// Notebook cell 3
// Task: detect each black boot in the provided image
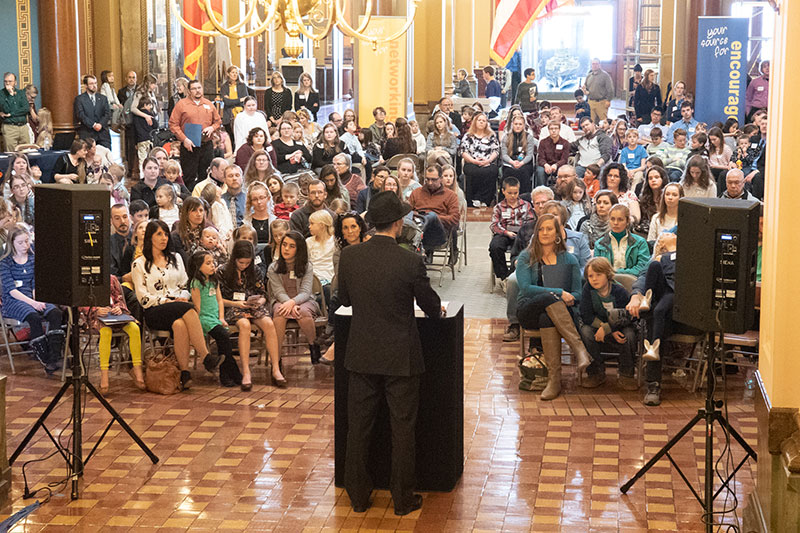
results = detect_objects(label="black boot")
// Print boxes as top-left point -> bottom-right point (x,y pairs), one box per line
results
46,329 -> 66,372
219,355 -> 242,387
309,343 -> 322,364
30,335 -> 58,374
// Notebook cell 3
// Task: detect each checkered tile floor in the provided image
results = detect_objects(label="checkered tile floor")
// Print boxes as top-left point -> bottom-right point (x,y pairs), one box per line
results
0,316 -> 756,532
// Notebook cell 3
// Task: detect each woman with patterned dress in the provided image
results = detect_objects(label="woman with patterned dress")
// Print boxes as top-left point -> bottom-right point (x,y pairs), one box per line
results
219,240 -> 283,388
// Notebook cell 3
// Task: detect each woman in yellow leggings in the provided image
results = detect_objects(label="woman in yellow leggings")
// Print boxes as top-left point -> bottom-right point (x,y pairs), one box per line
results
83,276 -> 144,393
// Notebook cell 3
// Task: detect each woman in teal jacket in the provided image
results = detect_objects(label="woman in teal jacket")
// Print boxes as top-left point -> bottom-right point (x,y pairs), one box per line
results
516,214 -> 591,401
593,204 -> 651,277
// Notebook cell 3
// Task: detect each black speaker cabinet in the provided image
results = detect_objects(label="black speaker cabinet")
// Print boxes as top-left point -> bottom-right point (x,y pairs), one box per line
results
674,197 -> 760,334
34,185 -> 110,306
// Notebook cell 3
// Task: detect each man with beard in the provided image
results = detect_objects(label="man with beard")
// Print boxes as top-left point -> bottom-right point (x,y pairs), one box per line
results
408,164 -> 460,257
290,179 -> 338,238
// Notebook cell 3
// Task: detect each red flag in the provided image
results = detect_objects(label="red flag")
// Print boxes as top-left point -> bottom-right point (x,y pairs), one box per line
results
183,0 -> 223,78
490,0 -> 569,66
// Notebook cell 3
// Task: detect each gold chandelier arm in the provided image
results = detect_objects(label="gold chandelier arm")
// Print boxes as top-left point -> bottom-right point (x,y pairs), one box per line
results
170,0 -> 220,37
204,0 -> 280,40
289,0 -> 335,41
333,0 -> 373,34
334,0 -> 418,44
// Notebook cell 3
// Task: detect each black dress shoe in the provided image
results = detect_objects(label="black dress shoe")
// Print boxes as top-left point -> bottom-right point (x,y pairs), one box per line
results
180,370 -> 192,390
240,382 -> 252,392
220,375 -> 237,387
394,494 -> 422,516
271,375 -> 287,388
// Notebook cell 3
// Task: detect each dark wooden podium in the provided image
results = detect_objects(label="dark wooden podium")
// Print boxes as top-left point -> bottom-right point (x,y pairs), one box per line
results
334,303 -> 464,492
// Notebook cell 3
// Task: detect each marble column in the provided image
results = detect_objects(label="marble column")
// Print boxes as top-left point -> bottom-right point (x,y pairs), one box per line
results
38,0 -> 80,135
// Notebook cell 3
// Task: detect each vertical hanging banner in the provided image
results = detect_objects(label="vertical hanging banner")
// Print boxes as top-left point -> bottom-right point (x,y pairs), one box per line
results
357,17 -> 408,122
695,17 -> 749,125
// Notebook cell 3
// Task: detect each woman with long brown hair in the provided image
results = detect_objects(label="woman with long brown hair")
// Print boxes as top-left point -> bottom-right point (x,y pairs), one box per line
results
633,69 -> 663,124
515,213 -> 590,400
243,148 -> 279,187
382,116 -> 417,159
500,114 -> 535,193
311,122 -> 348,171
680,155 -> 716,198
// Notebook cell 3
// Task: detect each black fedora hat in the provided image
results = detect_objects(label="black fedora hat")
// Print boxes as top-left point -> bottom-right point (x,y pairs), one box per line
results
365,191 -> 412,225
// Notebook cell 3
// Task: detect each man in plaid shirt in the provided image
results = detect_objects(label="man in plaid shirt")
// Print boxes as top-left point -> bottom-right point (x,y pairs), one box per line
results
489,177 -> 535,289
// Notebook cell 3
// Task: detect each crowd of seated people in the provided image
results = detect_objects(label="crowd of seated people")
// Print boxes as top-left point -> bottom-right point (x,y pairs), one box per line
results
0,60 -> 768,403
479,69 -> 767,406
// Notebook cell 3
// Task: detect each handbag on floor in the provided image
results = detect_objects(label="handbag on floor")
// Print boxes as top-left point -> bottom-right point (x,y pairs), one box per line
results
143,347 -> 181,395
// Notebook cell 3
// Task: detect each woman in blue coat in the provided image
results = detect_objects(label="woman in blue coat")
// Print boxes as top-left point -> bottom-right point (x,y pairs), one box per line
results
0,226 -> 64,373
516,214 -> 591,400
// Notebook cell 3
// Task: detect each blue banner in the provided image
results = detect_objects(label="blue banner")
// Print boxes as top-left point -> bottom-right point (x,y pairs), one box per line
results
695,17 -> 749,125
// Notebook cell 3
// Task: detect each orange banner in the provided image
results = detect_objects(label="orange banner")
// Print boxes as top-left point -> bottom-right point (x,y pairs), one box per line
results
357,17 -> 408,122
183,0 -> 223,79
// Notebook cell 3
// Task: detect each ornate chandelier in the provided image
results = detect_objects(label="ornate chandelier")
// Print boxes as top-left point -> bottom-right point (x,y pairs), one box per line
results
171,0 -> 420,59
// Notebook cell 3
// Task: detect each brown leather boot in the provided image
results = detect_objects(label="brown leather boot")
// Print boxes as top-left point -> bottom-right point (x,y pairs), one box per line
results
546,300 -> 591,383
539,327 -> 563,401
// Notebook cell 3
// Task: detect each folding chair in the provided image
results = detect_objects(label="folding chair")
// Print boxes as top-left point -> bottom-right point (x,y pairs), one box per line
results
0,308 -> 24,374
426,231 -> 457,287
277,276 -> 329,358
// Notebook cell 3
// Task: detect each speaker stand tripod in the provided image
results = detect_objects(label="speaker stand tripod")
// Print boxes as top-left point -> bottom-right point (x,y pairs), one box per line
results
9,308 -> 159,500
620,331 -> 757,532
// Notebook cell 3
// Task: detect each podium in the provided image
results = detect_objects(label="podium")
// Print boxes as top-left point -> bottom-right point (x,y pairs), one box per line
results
334,303 -> 464,492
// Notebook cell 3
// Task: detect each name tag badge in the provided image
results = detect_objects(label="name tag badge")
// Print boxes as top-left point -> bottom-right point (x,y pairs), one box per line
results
556,144 -> 563,150
501,209 -> 511,219
672,106 -> 678,112
670,252 -> 677,261
289,272 -> 296,280
203,104 -> 211,110
299,93 -> 307,99
209,288 -> 216,296
233,292 -> 246,301
757,86 -> 764,91
628,153 -> 635,159
14,280 -> 22,288
254,255 -> 262,265
567,245 -> 575,254
750,143 -> 758,149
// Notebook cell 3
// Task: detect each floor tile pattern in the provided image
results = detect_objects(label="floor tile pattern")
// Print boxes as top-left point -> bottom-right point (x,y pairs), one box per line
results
1,207 -> 756,531
1,320 -> 756,532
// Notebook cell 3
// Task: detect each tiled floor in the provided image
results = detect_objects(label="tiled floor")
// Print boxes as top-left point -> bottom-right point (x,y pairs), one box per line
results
1,211 -> 757,531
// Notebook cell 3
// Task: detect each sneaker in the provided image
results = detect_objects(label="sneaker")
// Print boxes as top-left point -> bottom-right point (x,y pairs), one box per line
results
618,375 -> 639,391
581,373 -> 607,388
643,382 -> 661,406
502,324 -> 520,342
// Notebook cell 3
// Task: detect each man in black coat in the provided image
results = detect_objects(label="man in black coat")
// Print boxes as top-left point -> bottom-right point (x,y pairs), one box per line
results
74,74 -> 112,148
338,191 -> 442,516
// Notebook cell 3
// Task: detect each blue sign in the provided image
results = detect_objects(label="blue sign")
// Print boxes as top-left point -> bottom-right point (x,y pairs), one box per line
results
695,17 -> 749,125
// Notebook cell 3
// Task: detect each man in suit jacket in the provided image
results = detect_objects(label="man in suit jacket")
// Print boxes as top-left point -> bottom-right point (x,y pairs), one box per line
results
338,191 -> 442,516
74,74 -> 112,148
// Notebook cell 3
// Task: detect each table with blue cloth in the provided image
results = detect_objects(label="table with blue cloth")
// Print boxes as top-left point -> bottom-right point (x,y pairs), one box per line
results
0,150 -> 68,184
